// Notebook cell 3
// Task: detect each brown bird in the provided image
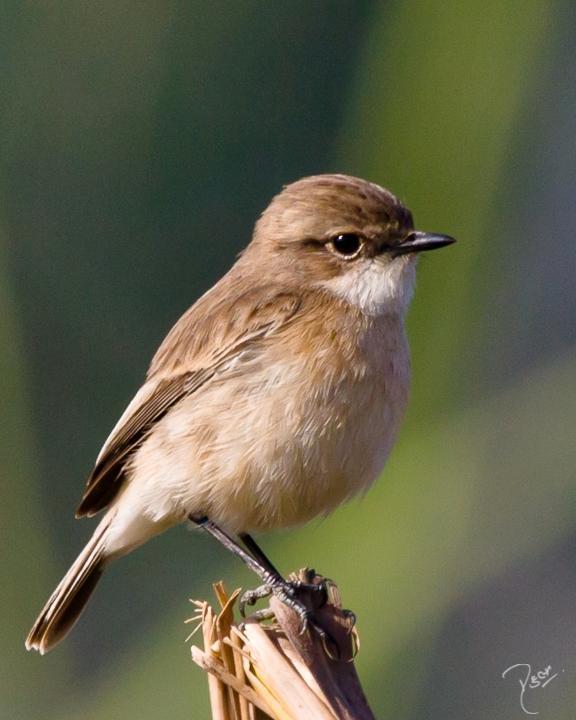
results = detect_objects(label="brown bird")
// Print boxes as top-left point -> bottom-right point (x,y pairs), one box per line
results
26,173 -> 455,654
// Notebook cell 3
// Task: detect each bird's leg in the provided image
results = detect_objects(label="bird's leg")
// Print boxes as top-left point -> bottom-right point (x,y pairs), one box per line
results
239,534 -> 328,614
191,516 -> 331,645
238,532 -> 282,578
240,533 -> 329,603
238,583 -> 275,616
191,516 -> 283,586
238,532 -> 308,614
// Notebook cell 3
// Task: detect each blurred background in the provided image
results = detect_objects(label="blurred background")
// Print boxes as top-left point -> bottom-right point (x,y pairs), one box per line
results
2,1 -> 575,718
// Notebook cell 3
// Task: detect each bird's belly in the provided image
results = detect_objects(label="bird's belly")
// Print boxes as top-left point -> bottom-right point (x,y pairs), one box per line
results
129,351 -> 409,534
245,391 -> 401,532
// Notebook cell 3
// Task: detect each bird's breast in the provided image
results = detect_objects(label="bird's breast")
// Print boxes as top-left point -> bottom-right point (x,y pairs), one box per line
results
207,313 -> 409,531
130,312 -> 410,534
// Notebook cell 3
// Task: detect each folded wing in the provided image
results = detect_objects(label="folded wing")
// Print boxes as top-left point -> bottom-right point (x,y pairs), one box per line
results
75,283 -> 302,518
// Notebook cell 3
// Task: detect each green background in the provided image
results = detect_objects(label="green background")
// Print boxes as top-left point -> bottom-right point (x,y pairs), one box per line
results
2,2 -> 575,718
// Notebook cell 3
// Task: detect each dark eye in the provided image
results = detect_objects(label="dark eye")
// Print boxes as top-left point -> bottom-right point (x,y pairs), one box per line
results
330,233 -> 363,258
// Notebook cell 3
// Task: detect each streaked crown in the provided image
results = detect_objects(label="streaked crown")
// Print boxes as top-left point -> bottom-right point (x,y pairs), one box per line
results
253,174 -> 414,248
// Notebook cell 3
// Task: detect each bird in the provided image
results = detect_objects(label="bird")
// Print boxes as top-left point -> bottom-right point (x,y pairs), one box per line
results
26,173 -> 455,654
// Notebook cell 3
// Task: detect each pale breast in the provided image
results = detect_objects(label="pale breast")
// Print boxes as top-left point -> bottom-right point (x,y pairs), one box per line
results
128,309 -> 410,534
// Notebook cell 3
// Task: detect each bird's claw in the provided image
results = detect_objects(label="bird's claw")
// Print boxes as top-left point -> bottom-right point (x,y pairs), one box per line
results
342,608 -> 356,630
239,606 -> 277,627
240,577 -> 340,658
239,583 -> 273,617
270,582 -> 340,659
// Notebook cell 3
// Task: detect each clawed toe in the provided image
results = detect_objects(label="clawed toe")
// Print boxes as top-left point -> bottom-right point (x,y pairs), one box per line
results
271,583 -> 340,658
239,575 -> 340,658
298,609 -> 341,660
239,606 -> 276,626
342,608 -> 356,630
239,584 -> 273,617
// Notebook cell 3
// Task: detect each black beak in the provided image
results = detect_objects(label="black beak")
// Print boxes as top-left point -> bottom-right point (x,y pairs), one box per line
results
393,231 -> 456,257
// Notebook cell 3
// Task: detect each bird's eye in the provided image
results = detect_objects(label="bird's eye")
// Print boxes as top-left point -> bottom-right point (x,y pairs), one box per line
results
330,233 -> 363,258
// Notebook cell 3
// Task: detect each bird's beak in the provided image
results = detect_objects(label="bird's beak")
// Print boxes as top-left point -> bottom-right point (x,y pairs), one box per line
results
393,231 -> 456,257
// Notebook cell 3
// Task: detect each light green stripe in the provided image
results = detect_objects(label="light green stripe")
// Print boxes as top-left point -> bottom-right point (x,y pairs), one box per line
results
0,220 -> 70,717
337,0 -> 555,418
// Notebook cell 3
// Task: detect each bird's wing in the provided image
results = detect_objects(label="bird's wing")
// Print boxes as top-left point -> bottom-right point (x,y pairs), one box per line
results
76,284 -> 302,518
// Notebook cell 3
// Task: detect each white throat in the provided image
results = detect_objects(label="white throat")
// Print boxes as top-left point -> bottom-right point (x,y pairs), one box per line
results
319,257 -> 416,316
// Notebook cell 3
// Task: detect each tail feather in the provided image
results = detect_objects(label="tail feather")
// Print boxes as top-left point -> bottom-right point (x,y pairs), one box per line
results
26,516 -> 110,654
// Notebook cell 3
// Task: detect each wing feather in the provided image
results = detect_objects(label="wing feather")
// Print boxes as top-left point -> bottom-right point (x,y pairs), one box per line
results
75,285 -> 302,518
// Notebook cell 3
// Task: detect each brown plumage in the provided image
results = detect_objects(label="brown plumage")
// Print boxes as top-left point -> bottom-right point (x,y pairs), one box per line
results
26,174 -> 454,654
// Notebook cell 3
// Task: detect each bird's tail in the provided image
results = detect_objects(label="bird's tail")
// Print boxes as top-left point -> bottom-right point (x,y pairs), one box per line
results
26,515 -> 111,654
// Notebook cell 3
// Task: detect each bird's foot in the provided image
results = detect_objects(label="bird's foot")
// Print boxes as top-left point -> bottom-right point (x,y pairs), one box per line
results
239,576 -> 328,617
240,576 -> 339,656
239,583 -> 275,616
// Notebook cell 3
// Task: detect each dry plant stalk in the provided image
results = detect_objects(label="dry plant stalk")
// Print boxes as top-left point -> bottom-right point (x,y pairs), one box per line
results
189,569 -> 375,720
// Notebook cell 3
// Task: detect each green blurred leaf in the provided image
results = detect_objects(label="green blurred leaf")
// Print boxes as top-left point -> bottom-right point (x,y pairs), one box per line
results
338,0 -> 554,421
0,223 -> 71,718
